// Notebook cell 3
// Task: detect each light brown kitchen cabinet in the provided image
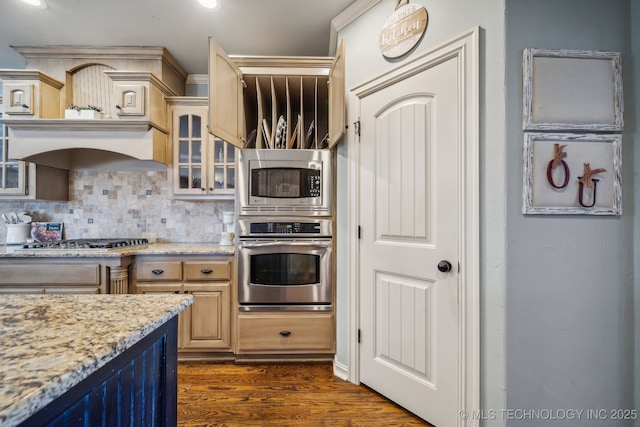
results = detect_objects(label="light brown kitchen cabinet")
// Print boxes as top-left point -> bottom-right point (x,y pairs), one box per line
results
0,50 -> 185,169
236,312 -> 335,357
180,283 -> 230,350
134,256 -> 234,360
208,38 -> 346,150
0,103 -> 69,200
0,257 -> 133,294
166,97 -> 236,199
0,69 -> 63,118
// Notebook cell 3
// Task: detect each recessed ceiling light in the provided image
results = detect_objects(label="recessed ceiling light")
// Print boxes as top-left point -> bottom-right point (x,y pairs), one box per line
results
20,0 -> 47,8
198,0 -> 219,10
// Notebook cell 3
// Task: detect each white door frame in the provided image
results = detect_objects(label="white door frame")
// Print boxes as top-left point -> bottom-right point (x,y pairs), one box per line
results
346,27 -> 480,426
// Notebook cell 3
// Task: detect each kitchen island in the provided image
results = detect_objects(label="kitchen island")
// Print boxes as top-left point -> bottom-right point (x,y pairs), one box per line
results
0,293 -> 193,427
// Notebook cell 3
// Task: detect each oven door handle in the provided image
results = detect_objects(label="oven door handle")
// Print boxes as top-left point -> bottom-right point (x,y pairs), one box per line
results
239,240 -> 331,249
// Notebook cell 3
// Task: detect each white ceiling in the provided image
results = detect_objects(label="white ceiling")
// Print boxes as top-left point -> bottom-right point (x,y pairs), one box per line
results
0,0 -> 356,75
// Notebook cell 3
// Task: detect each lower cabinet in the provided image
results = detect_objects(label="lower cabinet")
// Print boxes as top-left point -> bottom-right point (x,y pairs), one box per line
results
0,257 -> 134,294
236,312 -> 335,356
134,256 -> 234,359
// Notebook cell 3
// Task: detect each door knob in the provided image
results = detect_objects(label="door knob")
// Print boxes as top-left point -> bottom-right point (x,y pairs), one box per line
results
437,260 -> 453,273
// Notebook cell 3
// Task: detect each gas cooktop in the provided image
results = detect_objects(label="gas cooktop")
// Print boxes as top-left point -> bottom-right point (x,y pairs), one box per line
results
21,238 -> 150,250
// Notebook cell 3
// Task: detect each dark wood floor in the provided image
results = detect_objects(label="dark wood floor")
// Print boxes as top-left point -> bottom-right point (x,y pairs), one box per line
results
177,362 -> 432,426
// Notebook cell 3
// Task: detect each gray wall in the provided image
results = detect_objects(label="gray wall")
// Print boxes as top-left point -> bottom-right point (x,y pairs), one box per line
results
336,0 -> 509,419
505,0 -> 636,425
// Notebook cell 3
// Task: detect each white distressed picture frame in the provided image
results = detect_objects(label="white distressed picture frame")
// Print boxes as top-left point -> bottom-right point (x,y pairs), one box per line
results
522,133 -> 622,215
523,48 -> 623,132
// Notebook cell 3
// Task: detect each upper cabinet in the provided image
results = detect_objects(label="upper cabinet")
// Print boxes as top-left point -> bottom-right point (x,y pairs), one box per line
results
0,46 -> 188,169
0,70 -> 64,118
167,97 -> 236,199
208,39 -> 245,149
0,108 -> 68,200
0,70 -> 69,200
208,38 -> 346,150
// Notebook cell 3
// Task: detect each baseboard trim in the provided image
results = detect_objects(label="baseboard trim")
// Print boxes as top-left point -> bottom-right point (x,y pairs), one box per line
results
332,357 -> 349,381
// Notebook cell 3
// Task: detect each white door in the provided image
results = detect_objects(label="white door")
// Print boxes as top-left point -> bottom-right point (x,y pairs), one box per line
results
357,55 -> 460,426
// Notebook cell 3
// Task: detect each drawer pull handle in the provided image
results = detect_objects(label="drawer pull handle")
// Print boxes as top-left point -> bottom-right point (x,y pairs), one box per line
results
279,330 -> 292,337
201,268 -> 213,274
151,269 -> 164,275
184,290 -> 190,294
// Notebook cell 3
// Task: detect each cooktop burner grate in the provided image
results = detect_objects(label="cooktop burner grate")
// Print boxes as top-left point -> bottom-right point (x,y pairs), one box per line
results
22,238 -> 150,250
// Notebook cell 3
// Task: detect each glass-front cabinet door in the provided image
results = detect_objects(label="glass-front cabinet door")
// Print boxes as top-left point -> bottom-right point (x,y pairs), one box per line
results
0,112 -> 28,196
176,111 -> 204,193
212,138 -> 235,192
170,99 -> 236,198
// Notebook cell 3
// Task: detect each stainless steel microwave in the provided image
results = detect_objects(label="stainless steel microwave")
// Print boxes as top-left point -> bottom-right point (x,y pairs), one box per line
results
237,149 -> 333,216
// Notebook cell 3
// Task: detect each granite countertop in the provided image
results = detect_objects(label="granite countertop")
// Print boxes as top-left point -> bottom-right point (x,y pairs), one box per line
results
135,242 -> 235,256
0,242 -> 235,258
0,294 -> 194,427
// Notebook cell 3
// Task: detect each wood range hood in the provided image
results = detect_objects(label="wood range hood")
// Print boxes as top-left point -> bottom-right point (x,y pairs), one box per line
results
0,46 -> 188,169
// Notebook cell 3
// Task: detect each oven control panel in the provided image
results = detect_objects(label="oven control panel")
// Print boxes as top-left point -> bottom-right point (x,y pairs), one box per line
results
238,218 -> 332,237
251,222 -> 319,234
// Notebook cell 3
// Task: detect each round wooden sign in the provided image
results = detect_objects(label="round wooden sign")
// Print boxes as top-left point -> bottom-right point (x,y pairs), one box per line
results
379,2 -> 428,59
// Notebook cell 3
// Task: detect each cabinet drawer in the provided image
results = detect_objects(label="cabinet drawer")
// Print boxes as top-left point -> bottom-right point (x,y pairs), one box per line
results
136,262 -> 182,281
0,264 -> 100,285
45,287 -> 100,294
0,287 -> 45,294
184,261 -> 230,281
237,313 -> 334,353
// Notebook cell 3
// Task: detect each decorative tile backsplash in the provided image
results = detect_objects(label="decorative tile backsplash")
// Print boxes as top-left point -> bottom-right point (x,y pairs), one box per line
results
0,171 -> 234,243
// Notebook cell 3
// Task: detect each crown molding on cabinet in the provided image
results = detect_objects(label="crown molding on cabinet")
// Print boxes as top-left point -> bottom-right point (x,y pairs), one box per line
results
231,56 -> 333,78
165,96 -> 207,107
11,45 -> 188,81
0,118 -> 164,133
186,74 -> 209,85
186,52 -> 334,86
0,69 -> 64,89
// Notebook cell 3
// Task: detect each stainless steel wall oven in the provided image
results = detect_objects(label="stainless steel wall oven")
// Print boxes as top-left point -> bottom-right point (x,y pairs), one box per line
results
237,218 -> 332,311
237,149 -> 334,312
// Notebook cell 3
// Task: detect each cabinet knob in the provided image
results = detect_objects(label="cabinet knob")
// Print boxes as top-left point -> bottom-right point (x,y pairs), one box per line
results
201,188 -> 206,191
151,269 -> 164,275
279,330 -> 292,337
201,268 -> 213,274
174,290 -> 180,294
21,104 -> 29,109
184,290 -> 189,294
115,104 -> 122,110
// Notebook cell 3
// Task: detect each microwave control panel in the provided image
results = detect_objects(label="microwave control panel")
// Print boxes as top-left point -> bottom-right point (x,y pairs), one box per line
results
308,176 -> 321,197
